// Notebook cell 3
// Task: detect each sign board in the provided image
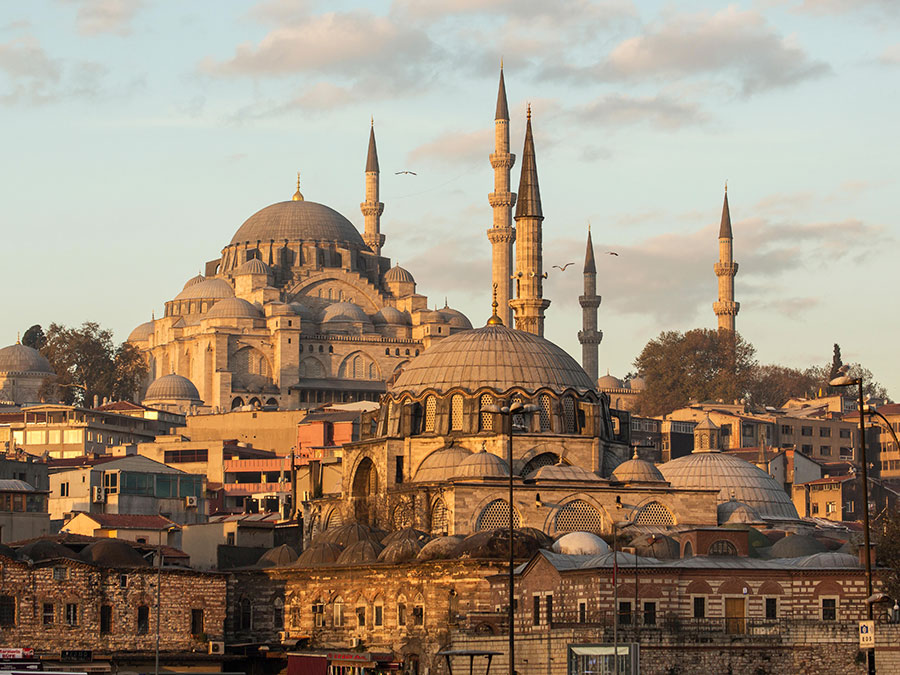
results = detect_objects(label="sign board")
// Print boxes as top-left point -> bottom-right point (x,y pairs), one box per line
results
859,620 -> 875,648
0,650 -> 33,660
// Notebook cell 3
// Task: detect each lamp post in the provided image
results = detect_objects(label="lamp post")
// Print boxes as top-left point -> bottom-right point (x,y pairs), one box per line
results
830,366 -> 875,675
155,523 -> 177,675
481,400 -> 538,675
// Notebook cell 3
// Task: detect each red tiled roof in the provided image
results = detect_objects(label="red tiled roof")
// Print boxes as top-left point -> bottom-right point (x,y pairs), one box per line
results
48,455 -> 119,468
875,404 -> 900,415
802,475 -> 855,485
77,513 -> 180,530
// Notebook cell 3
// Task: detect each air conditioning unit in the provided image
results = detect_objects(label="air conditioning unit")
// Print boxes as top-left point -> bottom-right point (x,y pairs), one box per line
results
208,641 -> 225,655
277,631 -> 288,642
349,637 -> 361,648
92,486 -> 106,503
185,495 -> 198,508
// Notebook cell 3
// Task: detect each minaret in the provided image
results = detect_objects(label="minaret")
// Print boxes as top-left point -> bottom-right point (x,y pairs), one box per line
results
713,184 -> 739,331
361,120 -> 385,255
487,66 -> 517,327
578,226 -> 602,381
509,105 -> 550,336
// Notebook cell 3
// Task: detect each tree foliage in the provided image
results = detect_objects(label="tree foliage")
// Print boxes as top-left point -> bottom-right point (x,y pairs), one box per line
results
632,329 -> 756,416
38,322 -> 147,406
745,364 -> 819,408
877,508 -> 900,603
21,325 -> 46,350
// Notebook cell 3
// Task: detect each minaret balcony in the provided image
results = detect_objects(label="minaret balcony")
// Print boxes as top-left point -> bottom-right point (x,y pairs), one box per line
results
578,295 -> 601,309
360,202 -> 384,217
713,301 -> 740,316
488,192 -> 516,208
486,226 -> 515,244
714,262 -> 739,276
489,153 -> 516,169
578,329 -> 603,345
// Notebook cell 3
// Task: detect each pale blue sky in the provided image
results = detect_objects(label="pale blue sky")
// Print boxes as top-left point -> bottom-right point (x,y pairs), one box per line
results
2,0 -> 898,396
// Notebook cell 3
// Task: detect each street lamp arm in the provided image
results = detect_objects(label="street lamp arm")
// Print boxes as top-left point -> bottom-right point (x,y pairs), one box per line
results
865,407 -> 900,452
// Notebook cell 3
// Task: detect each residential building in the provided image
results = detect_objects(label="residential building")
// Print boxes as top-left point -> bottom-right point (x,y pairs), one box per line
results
61,512 -> 181,547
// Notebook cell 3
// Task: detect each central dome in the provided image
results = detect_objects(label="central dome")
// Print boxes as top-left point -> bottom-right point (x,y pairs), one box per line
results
391,324 -> 594,396
230,200 -> 366,249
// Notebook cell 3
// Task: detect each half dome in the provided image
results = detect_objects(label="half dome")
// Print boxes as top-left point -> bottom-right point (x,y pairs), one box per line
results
0,344 -> 53,375
373,306 -> 411,326
127,321 -> 154,343
231,201 -> 366,249
414,447 -> 472,482
552,531 -> 609,556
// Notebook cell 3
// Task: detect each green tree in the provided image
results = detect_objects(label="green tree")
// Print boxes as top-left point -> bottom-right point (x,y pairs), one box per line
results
745,364 -> 819,408
806,363 -> 888,401
21,325 -> 46,350
876,508 -> 900,603
632,329 -> 756,416
111,342 -> 148,402
829,343 -> 843,382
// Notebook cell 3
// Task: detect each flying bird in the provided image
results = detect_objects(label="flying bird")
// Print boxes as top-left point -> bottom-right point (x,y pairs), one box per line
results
552,262 -> 575,272
606,251 -> 619,256
395,170 -> 417,175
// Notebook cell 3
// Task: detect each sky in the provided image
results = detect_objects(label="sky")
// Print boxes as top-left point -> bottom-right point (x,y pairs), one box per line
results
1,0 -> 898,397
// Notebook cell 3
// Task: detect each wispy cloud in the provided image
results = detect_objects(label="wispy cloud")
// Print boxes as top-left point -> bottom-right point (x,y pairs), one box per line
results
66,0 -> 144,36
407,129 -> 492,166
794,0 -> 899,16
572,93 -> 708,129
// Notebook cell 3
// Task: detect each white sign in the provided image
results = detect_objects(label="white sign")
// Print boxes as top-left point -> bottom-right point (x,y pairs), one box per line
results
0,648 -> 34,659
859,620 -> 875,648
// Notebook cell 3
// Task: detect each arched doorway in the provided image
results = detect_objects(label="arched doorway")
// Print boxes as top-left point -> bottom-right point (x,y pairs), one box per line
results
352,457 -> 378,525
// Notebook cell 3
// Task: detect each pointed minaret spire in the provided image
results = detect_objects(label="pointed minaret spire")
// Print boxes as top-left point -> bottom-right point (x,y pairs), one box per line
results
713,183 -> 739,332
578,225 -> 602,382
487,64 -> 517,327
361,120 -> 385,254
509,104 -> 550,336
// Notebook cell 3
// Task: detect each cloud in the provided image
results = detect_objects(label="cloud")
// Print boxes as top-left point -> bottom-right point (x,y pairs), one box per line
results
880,44 -> 900,65
231,81 -> 357,120
0,36 -> 61,81
68,0 -> 144,36
573,93 -> 707,129
794,0 -> 899,15
407,129 -> 492,166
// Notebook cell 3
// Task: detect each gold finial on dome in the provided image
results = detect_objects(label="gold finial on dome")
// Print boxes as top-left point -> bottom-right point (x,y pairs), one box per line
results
526,102 -> 531,120
487,283 -> 503,326
292,171 -> 304,201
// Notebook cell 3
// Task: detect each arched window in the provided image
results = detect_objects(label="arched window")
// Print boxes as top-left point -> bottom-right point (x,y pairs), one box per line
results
413,593 -> 425,626
333,597 -> 345,627
563,396 -> 576,434
424,396 -> 436,432
634,501 -> 675,526
431,498 -> 448,535
352,458 -> 378,498
231,397 -> 244,410
273,597 -> 284,630
397,594 -> 407,627
709,540 -> 738,557
450,394 -> 464,431
290,598 -> 301,629
476,499 -> 521,531
373,595 -> 384,627
392,501 -> 414,529
683,541 -> 694,558
479,394 -> 494,431
324,508 -> 343,530
355,599 -> 366,628
539,394 -> 552,432
520,452 -> 559,477
239,598 -> 252,631
555,500 -> 604,533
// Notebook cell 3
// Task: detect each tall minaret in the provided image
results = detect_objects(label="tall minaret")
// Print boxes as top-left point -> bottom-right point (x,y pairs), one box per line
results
578,226 -> 602,381
361,120 -> 385,255
509,105 -> 550,336
487,66 -> 517,327
713,185 -> 739,331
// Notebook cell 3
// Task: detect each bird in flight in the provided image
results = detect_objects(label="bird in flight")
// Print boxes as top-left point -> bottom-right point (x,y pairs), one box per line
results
606,251 -> 619,256
552,263 -> 575,271
395,170 -> 417,175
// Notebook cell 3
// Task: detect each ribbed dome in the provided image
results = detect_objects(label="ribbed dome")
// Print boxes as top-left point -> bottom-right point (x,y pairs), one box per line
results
256,544 -> 298,568
18,540 -> 79,562
0,344 -> 53,374
145,374 -> 200,401
391,324 -> 594,396
182,274 -> 205,290
321,302 -> 371,324
295,542 -> 343,567
127,321 -> 154,343
440,307 -> 473,330
659,449 -> 799,520
205,297 -> 263,319
289,302 -> 316,321
454,449 -> 509,479
384,264 -> 415,284
234,258 -> 271,276
552,531 -> 609,555
529,463 -> 601,482
174,278 -> 235,301
337,539 -> 384,565
611,453 -> 665,483
230,201 -> 366,249
414,447 -> 472,482
628,376 -> 646,391
597,373 -> 623,389
378,537 -> 425,564
373,306 -> 411,326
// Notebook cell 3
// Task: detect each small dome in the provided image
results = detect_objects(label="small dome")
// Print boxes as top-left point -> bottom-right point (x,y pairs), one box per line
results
414,447 -> 472,482
382,528 -> 431,547
80,540 -> 149,568
373,306 -> 411,326
417,535 -> 465,561
318,522 -> 382,549
145,374 -> 200,402
529,463 -> 602,482
337,539 -> 384,565
454,449 -> 509,479
770,534 -> 827,558
174,278 -> 235,301
385,264 -> 415,284
205,297 -> 263,319
439,307 -> 473,330
234,258 -> 271,276
378,537 -> 424,564
182,274 -> 205,290
597,373 -> 623,389
794,551 -> 861,568
17,540 -> 80,562
456,529 -> 544,560
127,321 -> 154,343
230,201 -> 366,249
611,452 -> 665,483
553,532 -> 609,556
295,542 -> 343,567
321,302 -> 371,324
717,499 -> 763,526
628,376 -> 646,391
0,344 -> 53,375
256,544 -> 298,568
629,533 -> 680,559
289,301 -> 316,321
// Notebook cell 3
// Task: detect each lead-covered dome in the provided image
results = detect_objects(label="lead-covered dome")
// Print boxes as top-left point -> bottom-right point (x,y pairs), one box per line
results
127,321 -> 154,343
0,344 -> 53,374
322,302 -> 371,324
391,324 -> 594,396
234,258 -> 271,276
659,447 -> 799,520
611,452 -> 665,483
174,278 -> 234,301
231,201 -> 366,249
414,446 -> 472,482
145,374 -> 200,401
205,297 -> 263,320
384,264 -> 415,284
454,449 -> 509,479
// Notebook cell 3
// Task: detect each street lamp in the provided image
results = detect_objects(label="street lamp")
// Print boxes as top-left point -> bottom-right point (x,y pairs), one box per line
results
480,399 -> 538,675
829,365 -> 875,675
155,523 -> 178,675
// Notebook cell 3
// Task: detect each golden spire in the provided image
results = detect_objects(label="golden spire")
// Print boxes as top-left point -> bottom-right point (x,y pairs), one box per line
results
487,283 -> 503,325
16,332 -> 20,344
526,102 -> 531,120
724,179 -> 728,193
292,171 -> 304,201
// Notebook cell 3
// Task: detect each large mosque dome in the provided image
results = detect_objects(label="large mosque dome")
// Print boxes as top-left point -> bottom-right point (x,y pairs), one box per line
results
0,344 -> 54,375
230,201 -> 367,250
659,447 -> 799,520
391,323 -> 594,396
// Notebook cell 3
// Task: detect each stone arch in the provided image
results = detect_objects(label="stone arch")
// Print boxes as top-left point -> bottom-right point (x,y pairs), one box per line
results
554,499 -> 607,534
633,500 -> 676,526
351,456 -> 378,525
758,581 -> 784,595
231,345 -> 273,389
231,397 -> 245,410
521,452 -> 561,477
813,580 -> 843,596
287,275 -> 382,313
708,539 -> 738,556
431,497 -> 449,535
391,499 -> 415,530
338,350 -> 381,380
718,578 -> 749,595
686,580 -> 713,595
324,507 -> 343,530
476,499 -> 521,531
299,357 -> 326,378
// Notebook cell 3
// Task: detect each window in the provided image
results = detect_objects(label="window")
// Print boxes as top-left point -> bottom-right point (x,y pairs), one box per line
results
812,503 -> 819,515
65,603 -> 78,626
424,396 -> 436,432
533,595 -> 541,624
397,599 -> 407,627
239,598 -> 252,631
781,424 -> 793,435
103,471 -> 118,494
450,395 -> 464,431
821,597 -> 837,621
709,540 -> 738,556
634,501 -> 675,526
539,395 -> 552,432
820,446 -> 831,456
394,455 -> 404,484
801,444 -> 813,453
137,605 -> 149,634
765,598 -> 778,619
476,499 -> 520,530
413,594 -> 425,626
742,424 -> 754,437
356,605 -> 366,628
480,394 -> 494,431
801,426 -> 813,436
819,427 -> 831,437
617,601 -> 632,625
191,608 -> 204,635
53,566 -> 68,581
840,447 -> 853,459
43,602 -> 54,625
334,597 -> 345,627
826,501 -> 837,514
643,601 -> 656,626
374,604 -> 383,627
840,428 -> 852,439
273,598 -> 283,631
312,602 -> 325,627
226,532 -> 236,546
546,595 -> 553,625
60,482 -> 69,497
0,596 -> 15,627
693,596 -> 706,619
100,605 -> 112,634
578,600 -> 587,624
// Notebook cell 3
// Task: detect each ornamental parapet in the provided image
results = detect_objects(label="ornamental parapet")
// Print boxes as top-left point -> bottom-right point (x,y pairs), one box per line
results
714,262 -> 739,276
